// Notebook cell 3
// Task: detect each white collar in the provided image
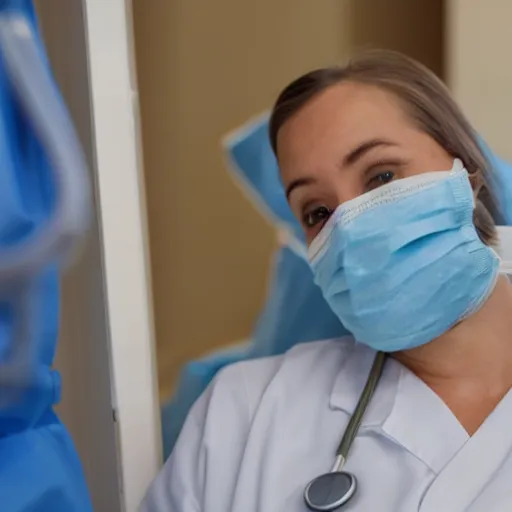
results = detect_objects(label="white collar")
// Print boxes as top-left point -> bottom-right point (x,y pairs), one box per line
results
328,338 -> 469,473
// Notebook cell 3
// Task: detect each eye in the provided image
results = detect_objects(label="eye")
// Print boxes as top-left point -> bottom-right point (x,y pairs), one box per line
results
302,205 -> 332,229
367,170 -> 395,190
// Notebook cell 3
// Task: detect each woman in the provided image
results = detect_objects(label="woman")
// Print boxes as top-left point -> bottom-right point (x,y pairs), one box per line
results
142,50 -> 512,511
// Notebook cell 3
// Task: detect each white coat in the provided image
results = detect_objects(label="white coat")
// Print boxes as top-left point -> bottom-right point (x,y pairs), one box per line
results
141,337 -> 512,512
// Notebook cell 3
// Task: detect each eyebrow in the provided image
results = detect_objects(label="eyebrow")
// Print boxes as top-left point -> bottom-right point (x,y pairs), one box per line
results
342,138 -> 398,167
285,176 -> 316,200
285,138 -> 398,200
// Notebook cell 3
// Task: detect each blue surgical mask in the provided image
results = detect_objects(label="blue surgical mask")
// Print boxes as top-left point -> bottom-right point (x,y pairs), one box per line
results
308,159 -> 501,352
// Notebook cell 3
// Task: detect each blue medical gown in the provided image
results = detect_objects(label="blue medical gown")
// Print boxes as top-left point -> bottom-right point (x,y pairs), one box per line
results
0,1 -> 92,510
161,116 -> 512,459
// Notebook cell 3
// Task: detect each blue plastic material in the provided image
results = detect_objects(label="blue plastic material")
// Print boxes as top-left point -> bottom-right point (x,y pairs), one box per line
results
0,1 -> 92,510
225,113 -> 306,246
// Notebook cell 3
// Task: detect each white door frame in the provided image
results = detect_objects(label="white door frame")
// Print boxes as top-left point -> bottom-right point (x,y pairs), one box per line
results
38,0 -> 161,508
81,0 -> 161,509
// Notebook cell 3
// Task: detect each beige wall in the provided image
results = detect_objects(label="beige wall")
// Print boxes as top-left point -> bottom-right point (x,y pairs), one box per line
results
447,0 -> 512,160
133,1 -> 444,397
133,1 -> 351,396
350,0 -> 444,77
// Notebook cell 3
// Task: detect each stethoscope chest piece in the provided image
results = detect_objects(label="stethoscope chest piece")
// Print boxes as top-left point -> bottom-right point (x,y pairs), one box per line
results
303,352 -> 386,511
304,471 -> 357,511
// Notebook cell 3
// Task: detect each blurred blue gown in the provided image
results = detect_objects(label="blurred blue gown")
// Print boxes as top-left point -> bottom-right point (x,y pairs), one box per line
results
162,119 -> 512,459
0,1 -> 92,510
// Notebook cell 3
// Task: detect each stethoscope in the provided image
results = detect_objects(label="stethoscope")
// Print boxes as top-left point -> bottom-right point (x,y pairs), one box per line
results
304,351 -> 387,511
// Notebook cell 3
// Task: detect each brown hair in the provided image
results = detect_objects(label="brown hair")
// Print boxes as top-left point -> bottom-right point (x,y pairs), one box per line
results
269,49 -> 502,245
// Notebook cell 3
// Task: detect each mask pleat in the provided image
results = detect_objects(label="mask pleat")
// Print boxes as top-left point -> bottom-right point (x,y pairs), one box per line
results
309,165 -> 500,352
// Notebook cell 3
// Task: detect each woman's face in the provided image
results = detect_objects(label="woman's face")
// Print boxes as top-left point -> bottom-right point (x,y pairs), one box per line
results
277,82 -> 453,244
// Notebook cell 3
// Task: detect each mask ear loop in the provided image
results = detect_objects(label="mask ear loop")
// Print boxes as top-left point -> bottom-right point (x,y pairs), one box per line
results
467,169 -> 483,194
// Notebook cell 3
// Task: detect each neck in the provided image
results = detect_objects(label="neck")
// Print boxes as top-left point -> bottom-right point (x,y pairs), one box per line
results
395,275 -> 512,396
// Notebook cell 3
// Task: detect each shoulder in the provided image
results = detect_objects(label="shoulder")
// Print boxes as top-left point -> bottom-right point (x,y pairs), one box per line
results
206,336 -> 357,423
141,337 -> 358,511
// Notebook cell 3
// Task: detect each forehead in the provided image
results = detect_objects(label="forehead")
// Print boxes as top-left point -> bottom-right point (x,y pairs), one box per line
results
277,82 -> 415,176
